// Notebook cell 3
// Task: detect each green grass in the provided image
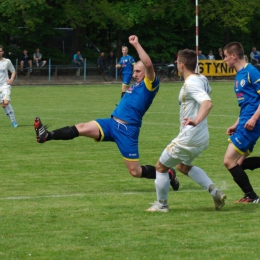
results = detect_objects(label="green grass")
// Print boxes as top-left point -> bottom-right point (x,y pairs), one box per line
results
0,82 -> 260,259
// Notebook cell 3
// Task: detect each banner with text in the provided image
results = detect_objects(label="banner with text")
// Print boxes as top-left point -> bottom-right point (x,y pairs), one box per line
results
198,60 -> 236,76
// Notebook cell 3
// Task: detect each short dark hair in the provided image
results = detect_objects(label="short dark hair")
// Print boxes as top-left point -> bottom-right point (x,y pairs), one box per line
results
224,42 -> 244,59
178,49 -> 197,71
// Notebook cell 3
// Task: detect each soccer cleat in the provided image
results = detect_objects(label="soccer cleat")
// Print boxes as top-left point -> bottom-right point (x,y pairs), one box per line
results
168,168 -> 179,191
234,195 -> 260,204
34,117 -> 48,143
11,121 -> 18,128
213,190 -> 226,210
146,201 -> 169,212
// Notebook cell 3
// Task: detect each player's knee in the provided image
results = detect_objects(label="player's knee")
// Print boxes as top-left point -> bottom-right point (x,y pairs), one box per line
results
128,168 -> 139,177
223,158 -> 231,169
155,161 -> 168,173
176,163 -> 190,175
2,101 -> 9,108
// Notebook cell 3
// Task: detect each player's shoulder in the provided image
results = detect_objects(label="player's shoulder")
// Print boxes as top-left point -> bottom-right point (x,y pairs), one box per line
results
1,58 -> 11,63
186,74 -> 208,84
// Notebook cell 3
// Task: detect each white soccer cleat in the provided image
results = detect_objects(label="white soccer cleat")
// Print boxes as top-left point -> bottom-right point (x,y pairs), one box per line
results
146,201 -> 169,212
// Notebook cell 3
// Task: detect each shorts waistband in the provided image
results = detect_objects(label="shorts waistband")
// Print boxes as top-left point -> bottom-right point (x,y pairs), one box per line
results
113,116 -> 129,124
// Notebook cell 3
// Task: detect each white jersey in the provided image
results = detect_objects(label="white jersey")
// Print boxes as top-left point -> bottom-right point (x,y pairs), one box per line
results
177,74 -> 212,146
0,58 -> 15,88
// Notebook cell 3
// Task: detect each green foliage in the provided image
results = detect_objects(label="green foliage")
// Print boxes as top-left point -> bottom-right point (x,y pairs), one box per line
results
0,0 -> 260,63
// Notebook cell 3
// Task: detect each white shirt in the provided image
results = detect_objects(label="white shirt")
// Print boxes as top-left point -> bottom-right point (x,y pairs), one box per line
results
0,58 -> 15,88
177,74 -> 212,146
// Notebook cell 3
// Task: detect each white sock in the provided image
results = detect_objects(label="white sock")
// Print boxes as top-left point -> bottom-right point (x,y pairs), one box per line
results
188,166 -> 213,191
155,171 -> 170,204
4,104 -> 16,122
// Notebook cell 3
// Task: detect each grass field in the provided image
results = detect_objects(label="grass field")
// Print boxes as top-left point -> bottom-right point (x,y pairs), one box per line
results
1,82 -> 260,259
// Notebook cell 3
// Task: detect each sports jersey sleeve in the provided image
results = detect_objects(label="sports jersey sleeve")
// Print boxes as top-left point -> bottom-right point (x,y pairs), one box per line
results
248,67 -> 260,94
7,60 -> 15,73
144,75 -> 159,91
186,81 -> 211,104
130,56 -> 135,65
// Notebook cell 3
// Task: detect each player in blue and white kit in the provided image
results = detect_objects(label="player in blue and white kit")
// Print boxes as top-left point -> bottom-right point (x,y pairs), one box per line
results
223,42 -> 260,203
34,35 -> 179,191
0,45 -> 18,128
116,46 -> 135,99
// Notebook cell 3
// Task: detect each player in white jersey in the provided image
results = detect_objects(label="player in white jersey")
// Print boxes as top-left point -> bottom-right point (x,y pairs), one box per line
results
0,45 -> 18,128
146,49 -> 226,212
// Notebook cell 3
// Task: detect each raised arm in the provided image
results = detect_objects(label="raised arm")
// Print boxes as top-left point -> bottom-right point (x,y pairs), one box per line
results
128,35 -> 154,81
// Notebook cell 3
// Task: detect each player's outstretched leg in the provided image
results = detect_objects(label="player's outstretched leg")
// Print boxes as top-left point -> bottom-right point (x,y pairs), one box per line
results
168,168 -> 180,191
34,117 -> 48,143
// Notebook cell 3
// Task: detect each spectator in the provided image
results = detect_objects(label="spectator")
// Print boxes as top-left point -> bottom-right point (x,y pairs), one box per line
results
250,47 -> 260,64
97,52 -> 107,74
198,50 -> 206,60
207,50 -> 215,60
72,51 -> 84,68
215,48 -> 224,60
33,48 -> 47,67
106,51 -> 116,77
20,49 -> 32,73
107,51 -> 116,66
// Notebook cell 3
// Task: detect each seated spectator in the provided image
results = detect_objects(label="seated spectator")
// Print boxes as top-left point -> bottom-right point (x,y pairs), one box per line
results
207,50 -> 215,60
33,48 -> 47,67
215,48 -> 224,60
97,52 -> 107,74
72,51 -> 84,68
244,55 -> 249,63
20,49 -> 32,72
198,50 -> 206,60
250,47 -> 260,63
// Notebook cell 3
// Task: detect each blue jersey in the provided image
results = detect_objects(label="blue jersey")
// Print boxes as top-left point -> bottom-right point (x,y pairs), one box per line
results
118,55 -> 135,75
112,75 -> 160,127
234,63 -> 260,125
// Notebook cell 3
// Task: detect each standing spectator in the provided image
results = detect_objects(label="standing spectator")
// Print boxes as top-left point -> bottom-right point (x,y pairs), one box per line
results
223,42 -> 260,203
207,50 -> 215,60
116,46 -> 135,99
20,49 -> 32,73
107,51 -> 116,66
250,47 -> 260,64
146,49 -> 226,212
97,52 -> 107,74
33,48 -> 47,67
0,45 -> 18,128
106,51 -> 116,77
72,51 -> 84,68
198,50 -> 206,60
215,48 -> 224,60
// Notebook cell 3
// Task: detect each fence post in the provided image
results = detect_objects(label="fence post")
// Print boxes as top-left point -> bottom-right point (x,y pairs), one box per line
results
15,58 -> 18,82
48,59 -> 51,83
115,58 -> 118,81
84,58 -> 86,82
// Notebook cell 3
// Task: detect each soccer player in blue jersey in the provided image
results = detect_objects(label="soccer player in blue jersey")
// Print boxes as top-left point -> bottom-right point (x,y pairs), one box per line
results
223,42 -> 260,203
116,46 -> 135,99
34,35 -> 179,190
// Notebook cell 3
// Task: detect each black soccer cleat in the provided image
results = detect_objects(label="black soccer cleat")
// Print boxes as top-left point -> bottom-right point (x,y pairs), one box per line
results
168,168 -> 180,191
34,117 -> 48,143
